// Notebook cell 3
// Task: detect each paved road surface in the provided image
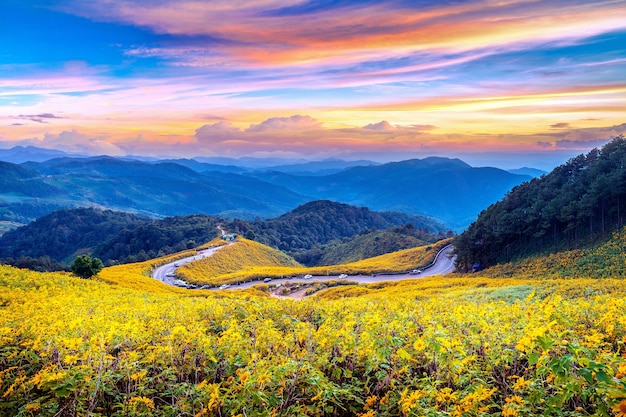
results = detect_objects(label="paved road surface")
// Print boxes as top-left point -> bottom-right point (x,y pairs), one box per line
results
151,243 -> 456,290
234,244 -> 456,290
151,245 -> 226,286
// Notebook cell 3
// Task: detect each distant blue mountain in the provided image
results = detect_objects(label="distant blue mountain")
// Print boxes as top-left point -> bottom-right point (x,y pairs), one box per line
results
1,155 -> 531,232
0,146 -> 86,163
508,167 -> 546,177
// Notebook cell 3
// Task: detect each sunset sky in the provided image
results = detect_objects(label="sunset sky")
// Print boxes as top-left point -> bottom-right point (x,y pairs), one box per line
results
1,0 -> 625,169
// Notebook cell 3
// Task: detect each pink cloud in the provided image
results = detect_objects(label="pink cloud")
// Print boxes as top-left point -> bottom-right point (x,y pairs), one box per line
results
246,115 -> 322,133
363,121 -> 395,131
195,122 -> 241,143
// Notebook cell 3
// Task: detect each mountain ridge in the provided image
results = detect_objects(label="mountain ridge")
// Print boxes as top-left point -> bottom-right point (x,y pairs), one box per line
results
454,135 -> 626,271
2,154 -> 531,231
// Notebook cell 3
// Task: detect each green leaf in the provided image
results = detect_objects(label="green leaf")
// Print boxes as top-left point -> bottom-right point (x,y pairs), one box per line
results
397,348 -> 412,361
595,371 -> 612,384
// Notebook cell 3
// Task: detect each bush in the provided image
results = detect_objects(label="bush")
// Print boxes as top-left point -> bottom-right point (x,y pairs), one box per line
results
70,255 -> 103,279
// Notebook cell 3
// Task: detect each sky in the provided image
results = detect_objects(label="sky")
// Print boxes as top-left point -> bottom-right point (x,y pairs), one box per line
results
1,0 -> 625,170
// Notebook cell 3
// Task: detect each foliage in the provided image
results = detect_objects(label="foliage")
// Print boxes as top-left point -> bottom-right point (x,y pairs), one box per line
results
1,265 -> 626,416
1,202 -> 449,272
455,135 -> 626,271
478,226 -> 626,280
307,224 -> 451,266
0,255 -> 67,272
0,208 -> 222,265
225,200 -> 450,266
70,255 -> 104,279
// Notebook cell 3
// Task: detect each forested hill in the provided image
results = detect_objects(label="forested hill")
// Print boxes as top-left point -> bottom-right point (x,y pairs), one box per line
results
454,135 -> 626,271
0,201 -> 448,270
224,200 -> 450,265
0,208 -> 221,267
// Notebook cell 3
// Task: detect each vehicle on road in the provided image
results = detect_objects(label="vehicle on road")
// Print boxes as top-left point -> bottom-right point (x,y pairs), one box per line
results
218,284 -> 231,290
173,279 -> 187,287
264,277 -> 272,283
338,274 -> 348,279
304,274 -> 313,279
411,269 -> 422,274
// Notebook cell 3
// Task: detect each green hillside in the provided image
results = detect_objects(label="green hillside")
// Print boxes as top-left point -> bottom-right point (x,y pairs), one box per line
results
0,208 -> 221,266
0,202 -> 447,270
478,225 -> 626,280
223,200 -> 449,265
454,135 -> 626,271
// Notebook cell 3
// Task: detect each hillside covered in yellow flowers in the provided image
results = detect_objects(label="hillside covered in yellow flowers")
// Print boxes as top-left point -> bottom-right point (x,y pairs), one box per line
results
2,230 -> 626,416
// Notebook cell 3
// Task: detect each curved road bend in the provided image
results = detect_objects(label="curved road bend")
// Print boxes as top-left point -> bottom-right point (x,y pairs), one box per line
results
233,245 -> 457,290
152,245 -> 227,285
152,243 -> 456,289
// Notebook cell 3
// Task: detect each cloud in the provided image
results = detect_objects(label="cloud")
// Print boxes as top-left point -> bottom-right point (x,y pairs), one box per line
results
28,130 -> 126,155
363,121 -> 395,131
246,115 -> 322,133
555,139 -> 613,150
537,141 -> 553,148
15,113 -> 64,124
58,0 -> 626,72
195,122 -> 241,143
550,122 -> 571,129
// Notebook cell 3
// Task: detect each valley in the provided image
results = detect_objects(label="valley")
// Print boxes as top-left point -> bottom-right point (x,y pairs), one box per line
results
150,239 -> 456,293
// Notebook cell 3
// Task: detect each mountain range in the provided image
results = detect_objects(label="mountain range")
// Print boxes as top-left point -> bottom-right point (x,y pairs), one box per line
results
0,146 -> 532,231
0,201 -> 447,268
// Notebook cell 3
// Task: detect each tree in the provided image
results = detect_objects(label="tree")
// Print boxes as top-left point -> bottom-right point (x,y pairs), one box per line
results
245,230 -> 256,241
71,255 -> 104,279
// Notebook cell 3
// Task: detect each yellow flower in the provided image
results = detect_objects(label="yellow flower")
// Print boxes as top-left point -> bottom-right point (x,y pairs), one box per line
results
613,400 -> 626,417
502,403 -> 518,417
505,395 -> 524,405
364,395 -> 378,409
616,363 -> 626,379
512,376 -> 531,391
257,372 -> 271,386
436,387 -> 458,404
399,388 -> 426,414
128,396 -> 155,410
130,370 -> 147,381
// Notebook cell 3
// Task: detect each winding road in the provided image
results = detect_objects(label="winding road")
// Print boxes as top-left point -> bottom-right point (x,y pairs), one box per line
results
151,243 -> 456,290
151,245 -> 227,286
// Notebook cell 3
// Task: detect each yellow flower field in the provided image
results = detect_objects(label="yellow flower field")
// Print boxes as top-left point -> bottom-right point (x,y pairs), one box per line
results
2,252 -> 626,416
176,237 -> 449,286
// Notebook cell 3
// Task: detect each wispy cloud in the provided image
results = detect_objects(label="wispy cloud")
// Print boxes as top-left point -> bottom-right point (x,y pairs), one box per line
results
14,113 -> 64,124
1,1 -> 625,170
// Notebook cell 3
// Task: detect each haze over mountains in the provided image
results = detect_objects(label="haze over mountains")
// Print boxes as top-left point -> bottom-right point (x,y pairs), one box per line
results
0,146 -> 533,232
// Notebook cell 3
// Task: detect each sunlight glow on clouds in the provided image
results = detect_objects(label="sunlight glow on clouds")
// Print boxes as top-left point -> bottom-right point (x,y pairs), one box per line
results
1,0 -> 625,169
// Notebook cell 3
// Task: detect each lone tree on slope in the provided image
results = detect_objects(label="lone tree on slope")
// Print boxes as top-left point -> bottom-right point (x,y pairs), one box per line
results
71,255 -> 104,279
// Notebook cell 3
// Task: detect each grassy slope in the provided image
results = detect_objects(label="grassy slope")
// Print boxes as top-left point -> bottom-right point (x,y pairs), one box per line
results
176,238 -> 449,286
476,226 -> 626,279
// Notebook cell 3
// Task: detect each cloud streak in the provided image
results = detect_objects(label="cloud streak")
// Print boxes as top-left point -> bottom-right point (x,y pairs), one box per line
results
0,1 -> 625,170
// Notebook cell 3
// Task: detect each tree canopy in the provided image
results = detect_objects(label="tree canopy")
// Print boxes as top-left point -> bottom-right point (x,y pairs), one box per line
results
71,255 -> 104,279
454,135 -> 626,271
